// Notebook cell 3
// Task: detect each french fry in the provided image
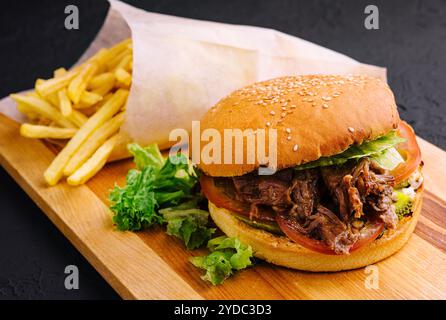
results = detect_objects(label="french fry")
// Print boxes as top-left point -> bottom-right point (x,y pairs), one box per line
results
35,79 -> 59,107
10,94 -> 76,128
78,91 -> 103,107
63,112 -> 125,175
35,70 -> 79,97
78,93 -> 113,117
67,134 -> 119,186
20,124 -> 77,139
68,62 -> 98,104
103,39 -> 132,63
18,92 -> 39,120
35,78 -> 88,126
16,102 -> 39,121
58,88 -> 72,117
88,72 -> 114,90
46,92 -> 60,108
115,68 -> 132,87
27,91 -> 40,98
66,110 -> 88,127
87,48 -> 109,72
43,89 -> 129,185
113,54 -> 132,71
54,67 -> 67,78
92,78 -> 115,96
106,48 -> 131,70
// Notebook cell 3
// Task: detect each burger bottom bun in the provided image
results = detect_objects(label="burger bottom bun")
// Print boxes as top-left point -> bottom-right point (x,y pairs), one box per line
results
208,185 -> 423,272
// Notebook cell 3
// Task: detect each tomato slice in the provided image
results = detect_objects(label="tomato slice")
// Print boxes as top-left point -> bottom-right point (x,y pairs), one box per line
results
276,212 -> 384,255
200,175 -> 275,222
392,121 -> 422,184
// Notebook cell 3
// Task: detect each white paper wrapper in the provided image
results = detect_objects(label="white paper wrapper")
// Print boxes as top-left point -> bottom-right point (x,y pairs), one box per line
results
0,0 -> 386,152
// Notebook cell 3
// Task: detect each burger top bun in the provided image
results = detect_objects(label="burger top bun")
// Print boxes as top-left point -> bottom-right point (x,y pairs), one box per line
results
198,75 -> 400,177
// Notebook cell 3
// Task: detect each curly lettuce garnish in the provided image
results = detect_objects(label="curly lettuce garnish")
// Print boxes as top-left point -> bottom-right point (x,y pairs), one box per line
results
160,200 -> 215,249
190,236 -> 253,285
110,144 -> 206,237
110,166 -> 162,231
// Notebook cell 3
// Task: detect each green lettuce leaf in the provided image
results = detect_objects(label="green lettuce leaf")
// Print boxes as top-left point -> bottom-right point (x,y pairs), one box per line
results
110,167 -> 162,231
110,144 -> 199,231
370,147 -> 404,170
190,251 -> 234,285
153,153 -> 197,201
128,143 -> 164,170
159,200 -> 216,249
190,236 -> 253,285
295,131 -> 405,170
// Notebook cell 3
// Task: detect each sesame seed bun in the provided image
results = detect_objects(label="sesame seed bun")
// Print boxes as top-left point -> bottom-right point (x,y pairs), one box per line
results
198,75 -> 400,177
208,182 -> 423,272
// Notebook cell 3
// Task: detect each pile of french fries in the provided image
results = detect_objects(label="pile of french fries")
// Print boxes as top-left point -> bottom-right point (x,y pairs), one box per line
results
11,39 -> 133,186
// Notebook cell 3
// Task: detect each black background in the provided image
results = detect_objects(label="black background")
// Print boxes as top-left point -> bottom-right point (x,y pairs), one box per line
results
0,0 -> 445,299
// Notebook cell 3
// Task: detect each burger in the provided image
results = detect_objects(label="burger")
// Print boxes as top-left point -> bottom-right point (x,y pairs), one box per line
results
197,75 -> 423,272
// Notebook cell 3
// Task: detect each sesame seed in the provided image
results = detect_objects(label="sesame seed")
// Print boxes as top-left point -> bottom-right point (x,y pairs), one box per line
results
266,121 -> 271,127
281,107 -> 287,111
291,105 -> 296,108
322,96 -> 332,101
293,144 -> 299,152
285,128 -> 291,134
348,127 -> 355,133
322,103 -> 329,109
287,136 -> 292,141
270,110 -> 276,115
281,112 -> 286,117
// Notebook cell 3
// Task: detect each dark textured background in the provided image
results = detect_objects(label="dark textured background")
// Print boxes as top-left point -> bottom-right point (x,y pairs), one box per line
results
0,0 -> 445,299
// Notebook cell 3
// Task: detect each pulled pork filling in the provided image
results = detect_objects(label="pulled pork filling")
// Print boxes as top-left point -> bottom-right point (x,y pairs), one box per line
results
231,158 -> 397,254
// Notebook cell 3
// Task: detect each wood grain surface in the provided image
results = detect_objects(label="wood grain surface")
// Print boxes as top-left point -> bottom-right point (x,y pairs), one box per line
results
0,113 -> 445,300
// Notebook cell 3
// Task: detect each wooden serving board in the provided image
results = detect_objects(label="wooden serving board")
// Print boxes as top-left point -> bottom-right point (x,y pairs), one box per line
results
1,113 -> 445,300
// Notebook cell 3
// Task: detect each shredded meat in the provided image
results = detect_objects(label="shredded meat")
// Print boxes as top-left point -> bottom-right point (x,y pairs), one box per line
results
297,205 -> 358,254
321,158 -> 397,228
233,169 -> 293,216
229,158 -> 397,254
289,169 -> 319,220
